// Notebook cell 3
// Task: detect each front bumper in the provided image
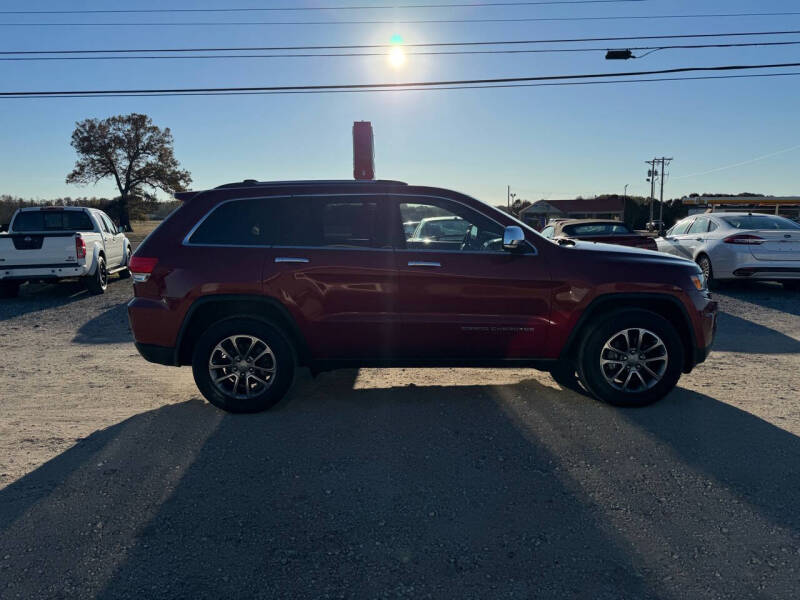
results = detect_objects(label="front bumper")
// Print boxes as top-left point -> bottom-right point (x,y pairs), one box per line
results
134,342 -> 177,366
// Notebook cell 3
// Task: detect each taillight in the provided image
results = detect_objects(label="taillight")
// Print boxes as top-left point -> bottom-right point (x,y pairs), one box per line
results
723,234 -> 765,245
75,235 -> 86,259
129,256 -> 158,283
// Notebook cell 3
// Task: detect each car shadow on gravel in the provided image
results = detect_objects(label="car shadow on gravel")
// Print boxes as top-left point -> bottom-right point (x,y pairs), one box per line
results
713,311 -> 800,354
72,302 -> 132,344
0,376 -> 657,600
2,374 -> 800,598
717,281 -> 800,316
0,282 -> 91,322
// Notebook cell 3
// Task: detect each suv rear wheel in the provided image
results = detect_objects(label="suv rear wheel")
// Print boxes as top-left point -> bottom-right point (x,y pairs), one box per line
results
191,317 -> 296,413
577,309 -> 684,407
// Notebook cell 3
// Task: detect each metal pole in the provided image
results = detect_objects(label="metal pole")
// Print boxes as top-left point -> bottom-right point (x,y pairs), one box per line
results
659,158 -> 666,224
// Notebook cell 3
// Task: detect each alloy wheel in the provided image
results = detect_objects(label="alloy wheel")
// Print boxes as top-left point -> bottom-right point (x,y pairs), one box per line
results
599,328 -> 668,392
208,335 -> 276,400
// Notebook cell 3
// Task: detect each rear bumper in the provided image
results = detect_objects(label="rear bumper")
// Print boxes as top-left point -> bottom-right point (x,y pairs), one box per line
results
0,264 -> 88,280
134,342 -> 177,366
731,266 -> 800,279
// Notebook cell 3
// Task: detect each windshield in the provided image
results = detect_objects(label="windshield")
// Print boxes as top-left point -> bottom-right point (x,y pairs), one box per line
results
721,215 -> 800,230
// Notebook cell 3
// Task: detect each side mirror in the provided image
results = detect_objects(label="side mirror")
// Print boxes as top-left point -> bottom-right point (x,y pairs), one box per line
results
503,225 -> 525,251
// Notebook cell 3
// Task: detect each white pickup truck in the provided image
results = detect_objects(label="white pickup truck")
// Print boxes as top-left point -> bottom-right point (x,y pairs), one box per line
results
0,206 -> 131,297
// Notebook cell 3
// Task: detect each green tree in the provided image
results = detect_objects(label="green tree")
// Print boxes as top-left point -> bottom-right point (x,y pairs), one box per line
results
66,113 -> 191,230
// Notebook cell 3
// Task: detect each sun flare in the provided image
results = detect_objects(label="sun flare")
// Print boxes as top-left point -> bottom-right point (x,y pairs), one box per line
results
388,46 -> 406,68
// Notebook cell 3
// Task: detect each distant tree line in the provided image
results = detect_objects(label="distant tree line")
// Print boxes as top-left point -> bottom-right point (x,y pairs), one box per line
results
0,194 -> 180,228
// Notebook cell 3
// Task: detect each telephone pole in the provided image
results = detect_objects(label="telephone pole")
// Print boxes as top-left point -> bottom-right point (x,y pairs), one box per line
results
658,157 -> 673,225
646,158 -> 658,224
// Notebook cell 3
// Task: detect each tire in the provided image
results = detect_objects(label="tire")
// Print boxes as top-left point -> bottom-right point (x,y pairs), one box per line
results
118,246 -> 132,280
191,317 -> 296,413
696,254 -> 716,290
548,360 -> 586,394
781,280 -> 800,291
0,281 -> 21,298
576,309 -> 684,408
86,255 -> 108,295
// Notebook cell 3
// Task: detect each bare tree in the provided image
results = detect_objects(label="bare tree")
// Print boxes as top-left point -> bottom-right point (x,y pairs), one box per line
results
66,113 -> 191,230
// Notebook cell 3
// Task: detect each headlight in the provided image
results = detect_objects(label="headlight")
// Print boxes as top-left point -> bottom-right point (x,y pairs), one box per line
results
690,273 -> 707,291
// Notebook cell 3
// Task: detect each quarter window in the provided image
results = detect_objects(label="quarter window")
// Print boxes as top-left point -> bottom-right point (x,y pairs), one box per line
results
189,198 -> 278,246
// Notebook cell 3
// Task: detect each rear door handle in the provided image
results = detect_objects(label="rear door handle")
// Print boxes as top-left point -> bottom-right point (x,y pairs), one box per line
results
695,238 -> 703,242
274,257 -> 309,264
408,261 -> 441,268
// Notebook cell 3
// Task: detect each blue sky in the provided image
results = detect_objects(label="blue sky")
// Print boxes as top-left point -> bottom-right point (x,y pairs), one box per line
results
1,0 -> 799,205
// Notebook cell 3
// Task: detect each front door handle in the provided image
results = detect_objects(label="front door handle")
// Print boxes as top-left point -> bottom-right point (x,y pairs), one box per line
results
408,261 -> 441,268
695,238 -> 703,242
275,257 -> 309,264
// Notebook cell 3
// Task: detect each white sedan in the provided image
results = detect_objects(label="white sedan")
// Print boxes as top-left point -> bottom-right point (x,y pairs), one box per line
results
655,212 -> 800,289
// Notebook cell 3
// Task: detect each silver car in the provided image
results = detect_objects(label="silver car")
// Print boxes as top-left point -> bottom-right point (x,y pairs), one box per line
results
655,212 -> 800,289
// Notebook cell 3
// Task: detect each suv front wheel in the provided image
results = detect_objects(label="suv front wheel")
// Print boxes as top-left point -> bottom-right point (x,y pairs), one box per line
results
577,309 -> 684,407
192,318 -> 296,413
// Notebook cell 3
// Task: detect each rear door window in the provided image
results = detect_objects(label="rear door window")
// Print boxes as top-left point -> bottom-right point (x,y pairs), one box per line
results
687,218 -> 708,234
276,197 -> 392,249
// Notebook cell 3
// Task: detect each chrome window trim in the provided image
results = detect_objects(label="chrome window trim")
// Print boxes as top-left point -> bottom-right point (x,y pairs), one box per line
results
182,191 -> 538,256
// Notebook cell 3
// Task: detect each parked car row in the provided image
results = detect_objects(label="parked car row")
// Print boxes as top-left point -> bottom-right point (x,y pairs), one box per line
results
541,213 -> 800,289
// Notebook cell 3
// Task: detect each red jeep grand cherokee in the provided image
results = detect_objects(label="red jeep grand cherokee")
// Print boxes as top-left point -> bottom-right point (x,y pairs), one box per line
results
128,179 -> 717,413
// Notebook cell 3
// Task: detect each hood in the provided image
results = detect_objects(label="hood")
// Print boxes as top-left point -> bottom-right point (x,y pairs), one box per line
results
563,239 -> 696,266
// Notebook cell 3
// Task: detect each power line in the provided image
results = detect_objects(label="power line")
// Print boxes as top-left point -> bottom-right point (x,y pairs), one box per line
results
3,61 -> 800,97
6,30 -> 800,55
3,72 -> 800,99
4,40 -> 800,62
3,12 -> 800,27
0,1 -> 648,14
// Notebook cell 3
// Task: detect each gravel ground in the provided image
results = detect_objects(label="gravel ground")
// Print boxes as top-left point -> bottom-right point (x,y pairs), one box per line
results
1,243 -> 799,598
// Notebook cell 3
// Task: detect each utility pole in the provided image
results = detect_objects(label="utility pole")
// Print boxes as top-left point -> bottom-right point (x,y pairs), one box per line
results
646,159 -> 658,225
507,185 -> 510,209
658,157 -> 673,227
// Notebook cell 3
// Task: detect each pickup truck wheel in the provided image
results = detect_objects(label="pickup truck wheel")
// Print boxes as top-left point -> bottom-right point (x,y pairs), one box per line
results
192,318 -> 295,413
86,256 -> 108,294
577,309 -> 684,407
118,246 -> 132,279
0,281 -> 21,298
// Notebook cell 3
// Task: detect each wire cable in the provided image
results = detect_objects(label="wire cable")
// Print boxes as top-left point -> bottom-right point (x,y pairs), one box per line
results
6,30 -> 800,55
0,1 -> 649,14
4,12 -> 800,27
4,72 -> 800,99
3,61 -> 800,97
2,40 -> 800,61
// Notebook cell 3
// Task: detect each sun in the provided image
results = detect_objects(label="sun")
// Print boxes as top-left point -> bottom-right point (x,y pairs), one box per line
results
388,45 -> 406,69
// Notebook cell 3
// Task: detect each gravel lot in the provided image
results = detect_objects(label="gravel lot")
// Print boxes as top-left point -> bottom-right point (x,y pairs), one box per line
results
1,230 -> 799,599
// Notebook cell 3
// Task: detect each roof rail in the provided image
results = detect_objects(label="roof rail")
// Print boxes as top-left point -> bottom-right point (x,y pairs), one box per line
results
214,179 -> 408,189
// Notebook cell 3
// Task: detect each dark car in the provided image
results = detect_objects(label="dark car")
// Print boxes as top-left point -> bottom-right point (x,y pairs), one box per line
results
128,179 -> 717,413
541,219 -> 658,251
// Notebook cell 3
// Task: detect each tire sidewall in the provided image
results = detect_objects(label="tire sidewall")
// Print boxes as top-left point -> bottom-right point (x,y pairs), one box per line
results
577,309 -> 684,407
191,317 -> 296,413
